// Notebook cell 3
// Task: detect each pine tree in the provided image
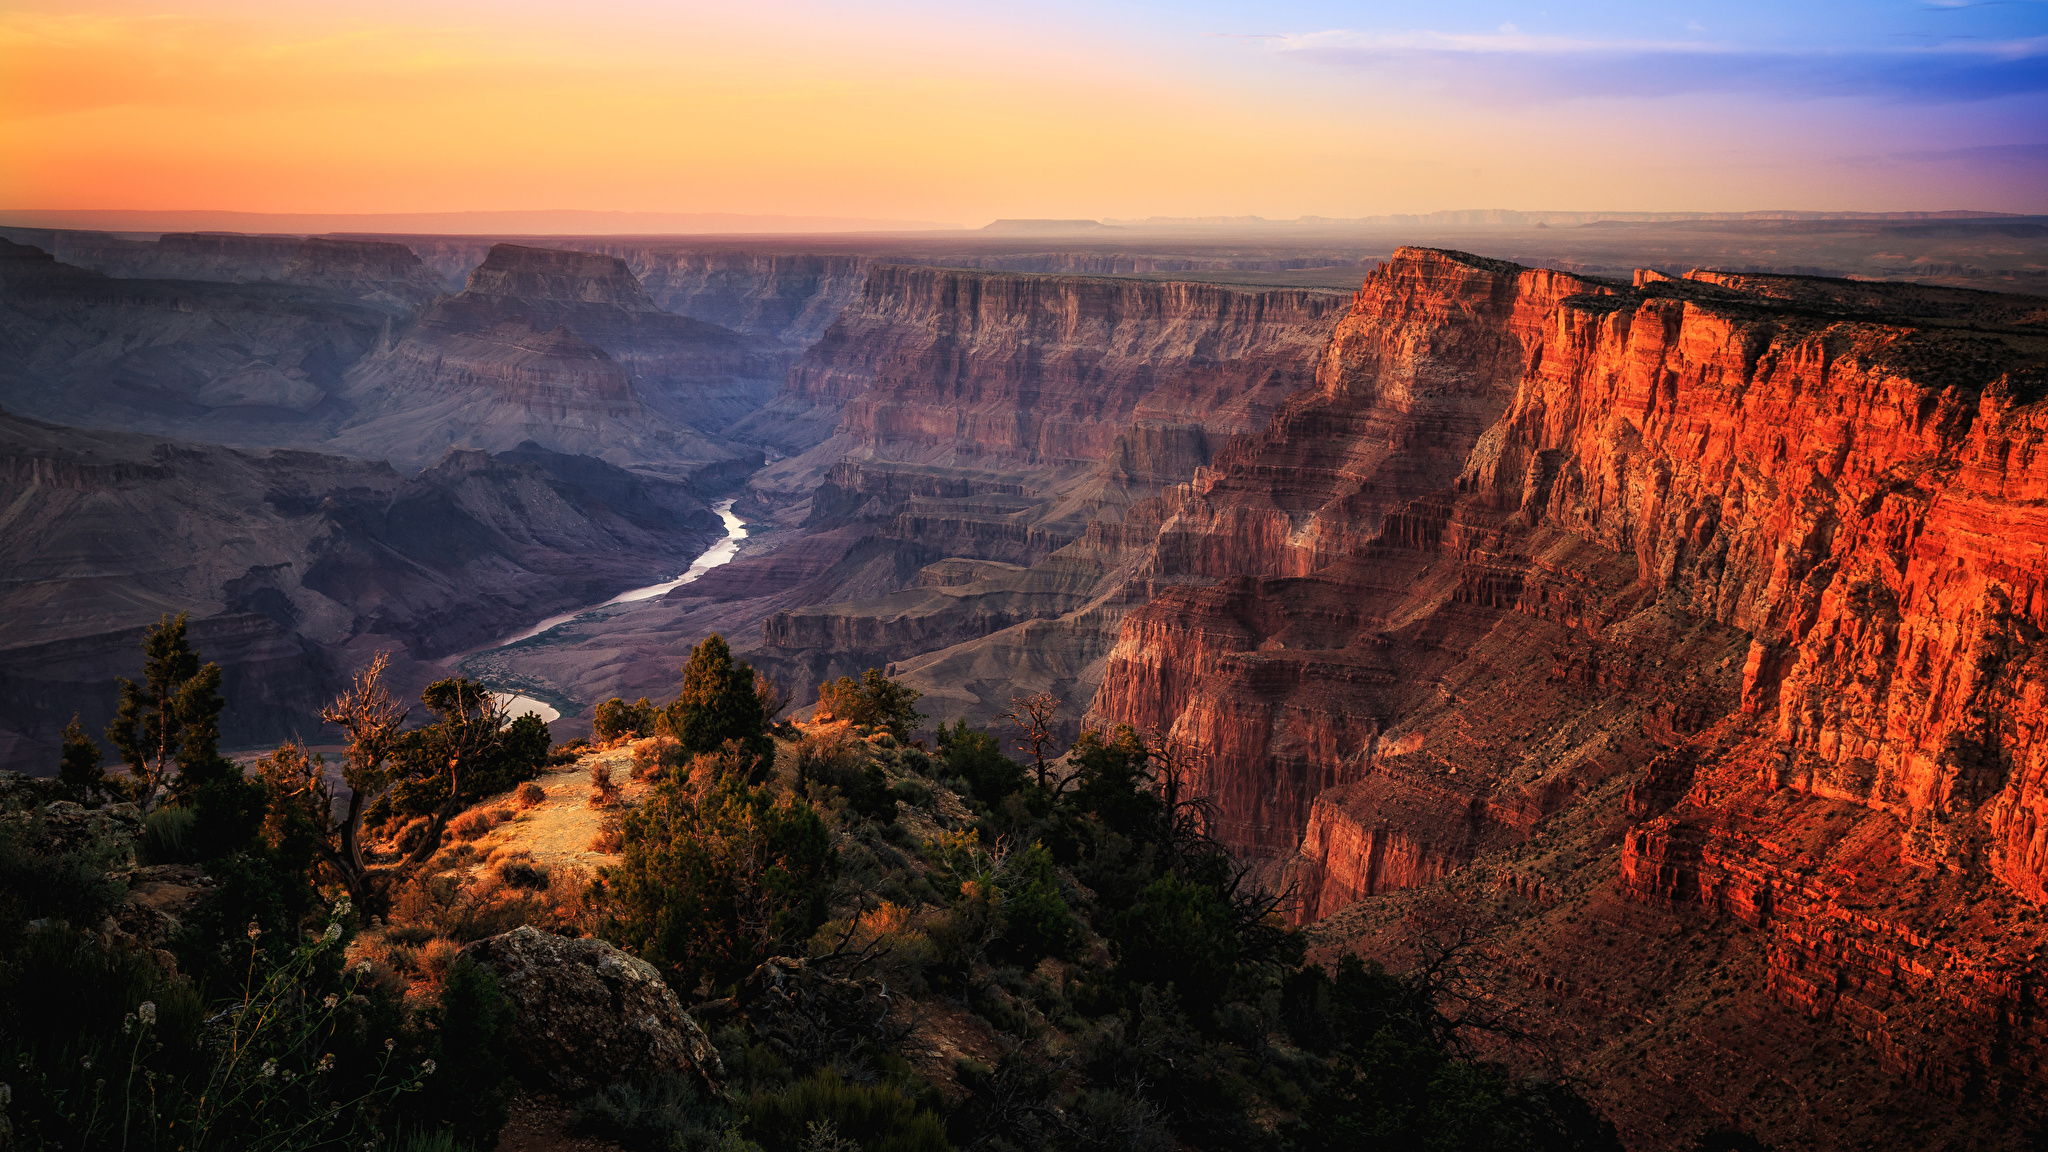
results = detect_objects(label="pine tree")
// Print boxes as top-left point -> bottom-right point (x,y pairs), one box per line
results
55,714 -> 109,802
104,614 -> 233,806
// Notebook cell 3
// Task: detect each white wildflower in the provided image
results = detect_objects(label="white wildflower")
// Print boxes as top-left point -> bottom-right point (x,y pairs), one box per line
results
384,1038 -> 395,1052
323,923 -> 342,944
246,921 -> 262,941
323,994 -> 339,1010
0,1081 -> 11,1106
356,961 -> 373,976
137,1001 -> 156,1025
260,1059 -> 277,1079
420,1059 -> 436,1076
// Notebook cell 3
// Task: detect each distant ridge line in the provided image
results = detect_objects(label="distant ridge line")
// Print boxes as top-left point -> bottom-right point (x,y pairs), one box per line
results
0,208 -> 965,237
1105,209 -> 2023,229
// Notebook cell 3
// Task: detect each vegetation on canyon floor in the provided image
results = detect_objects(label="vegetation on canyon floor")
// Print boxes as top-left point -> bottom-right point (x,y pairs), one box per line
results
0,619 -> 1686,1151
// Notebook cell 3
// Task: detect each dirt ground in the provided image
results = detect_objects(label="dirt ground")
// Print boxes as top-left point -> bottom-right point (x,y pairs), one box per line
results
460,742 -> 652,875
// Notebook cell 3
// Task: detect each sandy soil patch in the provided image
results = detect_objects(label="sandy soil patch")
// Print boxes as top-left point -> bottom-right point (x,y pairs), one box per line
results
462,742 -> 652,875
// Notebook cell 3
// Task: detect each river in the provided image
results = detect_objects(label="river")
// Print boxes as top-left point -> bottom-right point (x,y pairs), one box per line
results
487,498 -> 749,724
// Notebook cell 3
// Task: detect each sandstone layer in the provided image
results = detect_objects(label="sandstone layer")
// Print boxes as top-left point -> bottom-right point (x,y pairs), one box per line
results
1086,247 -> 2048,1146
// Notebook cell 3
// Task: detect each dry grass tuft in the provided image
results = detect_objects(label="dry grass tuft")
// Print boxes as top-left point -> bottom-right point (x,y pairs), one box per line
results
589,812 -> 625,854
449,806 -> 513,841
588,761 -> 620,808
515,781 -> 546,808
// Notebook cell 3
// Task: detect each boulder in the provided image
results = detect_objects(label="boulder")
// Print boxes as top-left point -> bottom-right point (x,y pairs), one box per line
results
458,925 -> 725,1097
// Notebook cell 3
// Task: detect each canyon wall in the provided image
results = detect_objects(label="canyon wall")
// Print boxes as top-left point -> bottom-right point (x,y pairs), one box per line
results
1086,246 -> 2048,1145
779,264 -> 1344,466
737,267 -> 1349,714
472,268 -> 1348,731
334,244 -> 787,473
0,238 -> 388,444
0,408 -> 720,769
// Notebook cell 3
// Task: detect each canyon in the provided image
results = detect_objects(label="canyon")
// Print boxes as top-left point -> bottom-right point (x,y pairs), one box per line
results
1083,249 -> 2048,1146
7,213 -> 2048,1146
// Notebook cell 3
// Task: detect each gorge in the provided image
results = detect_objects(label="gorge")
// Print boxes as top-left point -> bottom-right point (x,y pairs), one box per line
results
5,217 -> 2048,1147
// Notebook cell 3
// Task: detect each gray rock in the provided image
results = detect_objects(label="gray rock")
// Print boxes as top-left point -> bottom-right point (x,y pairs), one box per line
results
458,925 -> 726,1097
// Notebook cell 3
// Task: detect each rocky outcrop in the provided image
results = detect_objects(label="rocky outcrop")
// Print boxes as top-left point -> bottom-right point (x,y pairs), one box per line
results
459,926 -> 726,1097
1084,246 -> 2048,1143
0,409 -> 718,766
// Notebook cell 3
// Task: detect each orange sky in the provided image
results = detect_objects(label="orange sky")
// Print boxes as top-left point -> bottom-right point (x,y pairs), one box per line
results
4,1 -> 2043,223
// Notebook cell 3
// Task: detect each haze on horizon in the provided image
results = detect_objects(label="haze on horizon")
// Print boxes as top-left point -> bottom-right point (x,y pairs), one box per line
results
2,0 -> 2045,226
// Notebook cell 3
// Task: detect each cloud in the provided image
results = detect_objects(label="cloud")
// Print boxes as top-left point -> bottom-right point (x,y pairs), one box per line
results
1258,28 -> 2048,104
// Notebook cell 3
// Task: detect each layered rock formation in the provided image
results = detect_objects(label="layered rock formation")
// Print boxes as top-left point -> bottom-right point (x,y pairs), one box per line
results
774,264 -> 1342,467
0,238 -> 386,444
0,407 -> 718,767
739,268 -> 1346,711
278,237 -> 449,314
1086,247 -> 2048,1145
610,249 -> 867,345
463,267 -> 1347,727
334,244 -> 788,472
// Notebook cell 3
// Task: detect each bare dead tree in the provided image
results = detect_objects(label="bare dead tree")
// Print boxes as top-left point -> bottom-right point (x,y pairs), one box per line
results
316,657 -> 509,900
317,653 -> 409,894
756,670 -> 792,722
998,691 -> 1063,788
397,682 -> 509,867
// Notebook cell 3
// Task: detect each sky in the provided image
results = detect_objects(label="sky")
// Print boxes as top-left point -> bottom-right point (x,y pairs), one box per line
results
2,0 -> 2044,224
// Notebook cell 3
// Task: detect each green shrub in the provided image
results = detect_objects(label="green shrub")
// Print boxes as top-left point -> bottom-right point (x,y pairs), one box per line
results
604,774 -> 838,993
572,1071 -> 735,1150
935,721 -> 1025,803
406,957 -> 515,1148
0,810 -> 128,931
797,735 -> 895,824
815,669 -> 925,741
994,842 -> 1081,967
142,805 -> 198,864
664,635 -> 771,765
1110,873 -> 1238,1016
594,696 -> 661,743
745,1069 -> 952,1152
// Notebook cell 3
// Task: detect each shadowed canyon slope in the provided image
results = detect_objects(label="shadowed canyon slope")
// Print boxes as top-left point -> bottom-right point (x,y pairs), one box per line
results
332,244 -> 788,473
0,407 -> 719,766
1085,247 -> 2048,1146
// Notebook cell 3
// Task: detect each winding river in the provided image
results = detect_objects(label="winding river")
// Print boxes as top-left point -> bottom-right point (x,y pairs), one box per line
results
486,498 -> 749,723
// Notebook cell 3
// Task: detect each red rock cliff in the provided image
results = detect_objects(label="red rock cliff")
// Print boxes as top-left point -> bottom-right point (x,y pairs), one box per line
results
1089,246 -> 2048,1143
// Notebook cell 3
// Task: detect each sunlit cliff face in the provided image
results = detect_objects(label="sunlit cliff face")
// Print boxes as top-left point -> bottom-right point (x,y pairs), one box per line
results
2,0 -> 2043,222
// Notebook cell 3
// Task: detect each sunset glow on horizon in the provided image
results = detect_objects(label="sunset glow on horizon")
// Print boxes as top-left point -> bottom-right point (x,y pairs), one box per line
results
4,0 -> 2045,224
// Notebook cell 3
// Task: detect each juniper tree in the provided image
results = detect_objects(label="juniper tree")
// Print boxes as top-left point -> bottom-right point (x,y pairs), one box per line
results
664,634 -> 770,763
